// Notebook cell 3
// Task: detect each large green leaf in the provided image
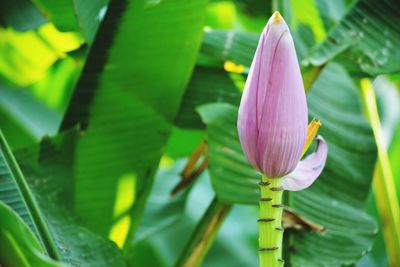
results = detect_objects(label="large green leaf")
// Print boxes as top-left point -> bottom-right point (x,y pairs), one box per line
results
72,0 -> 109,44
0,0 -> 45,31
0,129 -> 127,266
126,160 -> 218,267
175,66 -> 241,129
0,86 -> 62,148
165,127 -> 204,159
60,0 -> 208,241
201,0 -> 400,77
280,0 -> 332,60
197,63 -> 377,266
126,158 -> 262,267
125,160 -> 192,266
29,57 -> 83,113
31,0 -> 80,32
205,0 -> 269,32
133,160 -> 189,242
0,57 -> 81,150
0,130 -> 55,257
199,26 -> 320,68
0,111 -> 36,150
0,202 -> 63,267
305,0 -> 400,76
290,0 -> 326,43
14,130 -> 127,266
0,25 -> 83,87
390,126 -> 400,199
199,28 -> 308,68
315,0 -> 356,32
200,30 -> 257,67
359,194 -> 389,267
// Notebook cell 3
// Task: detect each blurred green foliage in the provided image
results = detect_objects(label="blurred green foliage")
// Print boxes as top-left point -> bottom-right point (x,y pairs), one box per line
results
0,0 -> 399,266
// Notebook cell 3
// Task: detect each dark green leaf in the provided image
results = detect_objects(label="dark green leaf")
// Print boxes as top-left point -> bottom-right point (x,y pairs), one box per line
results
165,127 -> 204,159
0,128 -> 126,266
316,0 -> 356,32
32,0 -> 80,31
175,66 -> 241,129
0,202 -> 63,267
357,194 -> 389,267
72,0 -> 109,44
200,30 -> 258,67
61,0 -> 208,240
0,129 -> 58,259
306,0 -> 400,75
134,160 -> 189,242
234,0 -> 271,19
199,28 -> 311,67
125,161 -> 215,267
15,130 -> 127,267
0,0 -> 45,31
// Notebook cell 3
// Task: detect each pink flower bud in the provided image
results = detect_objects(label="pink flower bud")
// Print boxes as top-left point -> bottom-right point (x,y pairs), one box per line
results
237,12 -> 308,178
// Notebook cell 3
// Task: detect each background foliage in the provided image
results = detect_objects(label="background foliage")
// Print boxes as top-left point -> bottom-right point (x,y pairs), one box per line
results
0,0 -> 399,266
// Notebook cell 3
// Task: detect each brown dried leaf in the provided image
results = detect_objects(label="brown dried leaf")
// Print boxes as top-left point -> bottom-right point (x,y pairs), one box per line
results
283,207 -> 325,233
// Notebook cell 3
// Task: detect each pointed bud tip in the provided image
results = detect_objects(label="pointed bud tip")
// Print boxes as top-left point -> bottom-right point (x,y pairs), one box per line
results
271,11 -> 284,24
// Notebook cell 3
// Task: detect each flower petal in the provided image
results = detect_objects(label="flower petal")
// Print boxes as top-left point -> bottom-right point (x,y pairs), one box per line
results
237,11 -> 308,178
282,136 -> 328,191
238,13 -> 289,171
237,27 -> 266,169
255,24 -> 308,177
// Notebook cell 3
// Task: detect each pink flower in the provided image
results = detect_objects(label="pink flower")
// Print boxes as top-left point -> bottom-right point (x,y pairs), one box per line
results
237,12 -> 327,190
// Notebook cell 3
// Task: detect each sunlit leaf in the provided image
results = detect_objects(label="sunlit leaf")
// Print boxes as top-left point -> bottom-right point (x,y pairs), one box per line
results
0,24 -> 83,86
61,0 -> 208,241
290,0 -> 326,43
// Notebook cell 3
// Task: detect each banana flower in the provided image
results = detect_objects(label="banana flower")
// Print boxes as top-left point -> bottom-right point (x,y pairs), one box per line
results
237,11 -> 328,267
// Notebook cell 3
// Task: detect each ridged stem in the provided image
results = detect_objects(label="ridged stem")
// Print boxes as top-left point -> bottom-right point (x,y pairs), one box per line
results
259,176 -> 284,267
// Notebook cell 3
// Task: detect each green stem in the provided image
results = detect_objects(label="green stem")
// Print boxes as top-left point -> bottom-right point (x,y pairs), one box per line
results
282,189 -> 292,267
259,176 -> 284,267
175,197 -> 231,267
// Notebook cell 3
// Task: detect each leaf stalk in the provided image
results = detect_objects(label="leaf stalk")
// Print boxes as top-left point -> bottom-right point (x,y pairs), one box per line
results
259,176 -> 284,267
